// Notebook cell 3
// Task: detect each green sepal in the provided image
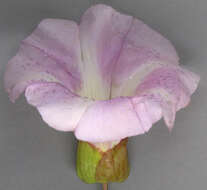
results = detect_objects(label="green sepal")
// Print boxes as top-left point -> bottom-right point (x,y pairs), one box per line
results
76,139 -> 130,184
76,140 -> 102,183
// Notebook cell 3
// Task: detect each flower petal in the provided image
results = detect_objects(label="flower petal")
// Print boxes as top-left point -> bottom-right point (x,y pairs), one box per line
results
75,64 -> 199,142
111,18 -> 179,97
79,4 -> 133,100
108,16 -> 199,131
75,96 -> 162,142
24,19 -> 82,80
4,19 -> 82,102
75,65 -> 199,142
135,65 -> 200,129
25,82 -> 93,131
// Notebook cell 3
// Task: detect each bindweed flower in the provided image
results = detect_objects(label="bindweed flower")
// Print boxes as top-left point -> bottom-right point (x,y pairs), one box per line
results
4,4 -> 199,188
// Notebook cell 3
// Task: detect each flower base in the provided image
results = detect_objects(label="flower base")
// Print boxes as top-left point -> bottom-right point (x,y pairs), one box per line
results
76,138 -> 130,184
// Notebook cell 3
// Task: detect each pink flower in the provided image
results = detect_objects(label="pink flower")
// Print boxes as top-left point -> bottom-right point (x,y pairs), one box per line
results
4,4 -> 199,143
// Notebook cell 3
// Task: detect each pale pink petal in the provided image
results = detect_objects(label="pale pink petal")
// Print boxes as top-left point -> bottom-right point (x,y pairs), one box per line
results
4,19 -> 82,102
135,65 -> 200,129
79,4 -> 133,99
178,67 -> 200,94
106,13 -> 199,131
131,96 -> 162,131
111,18 -> 179,97
75,96 -> 162,142
24,19 -> 82,80
75,64 -> 199,142
25,82 -> 93,131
